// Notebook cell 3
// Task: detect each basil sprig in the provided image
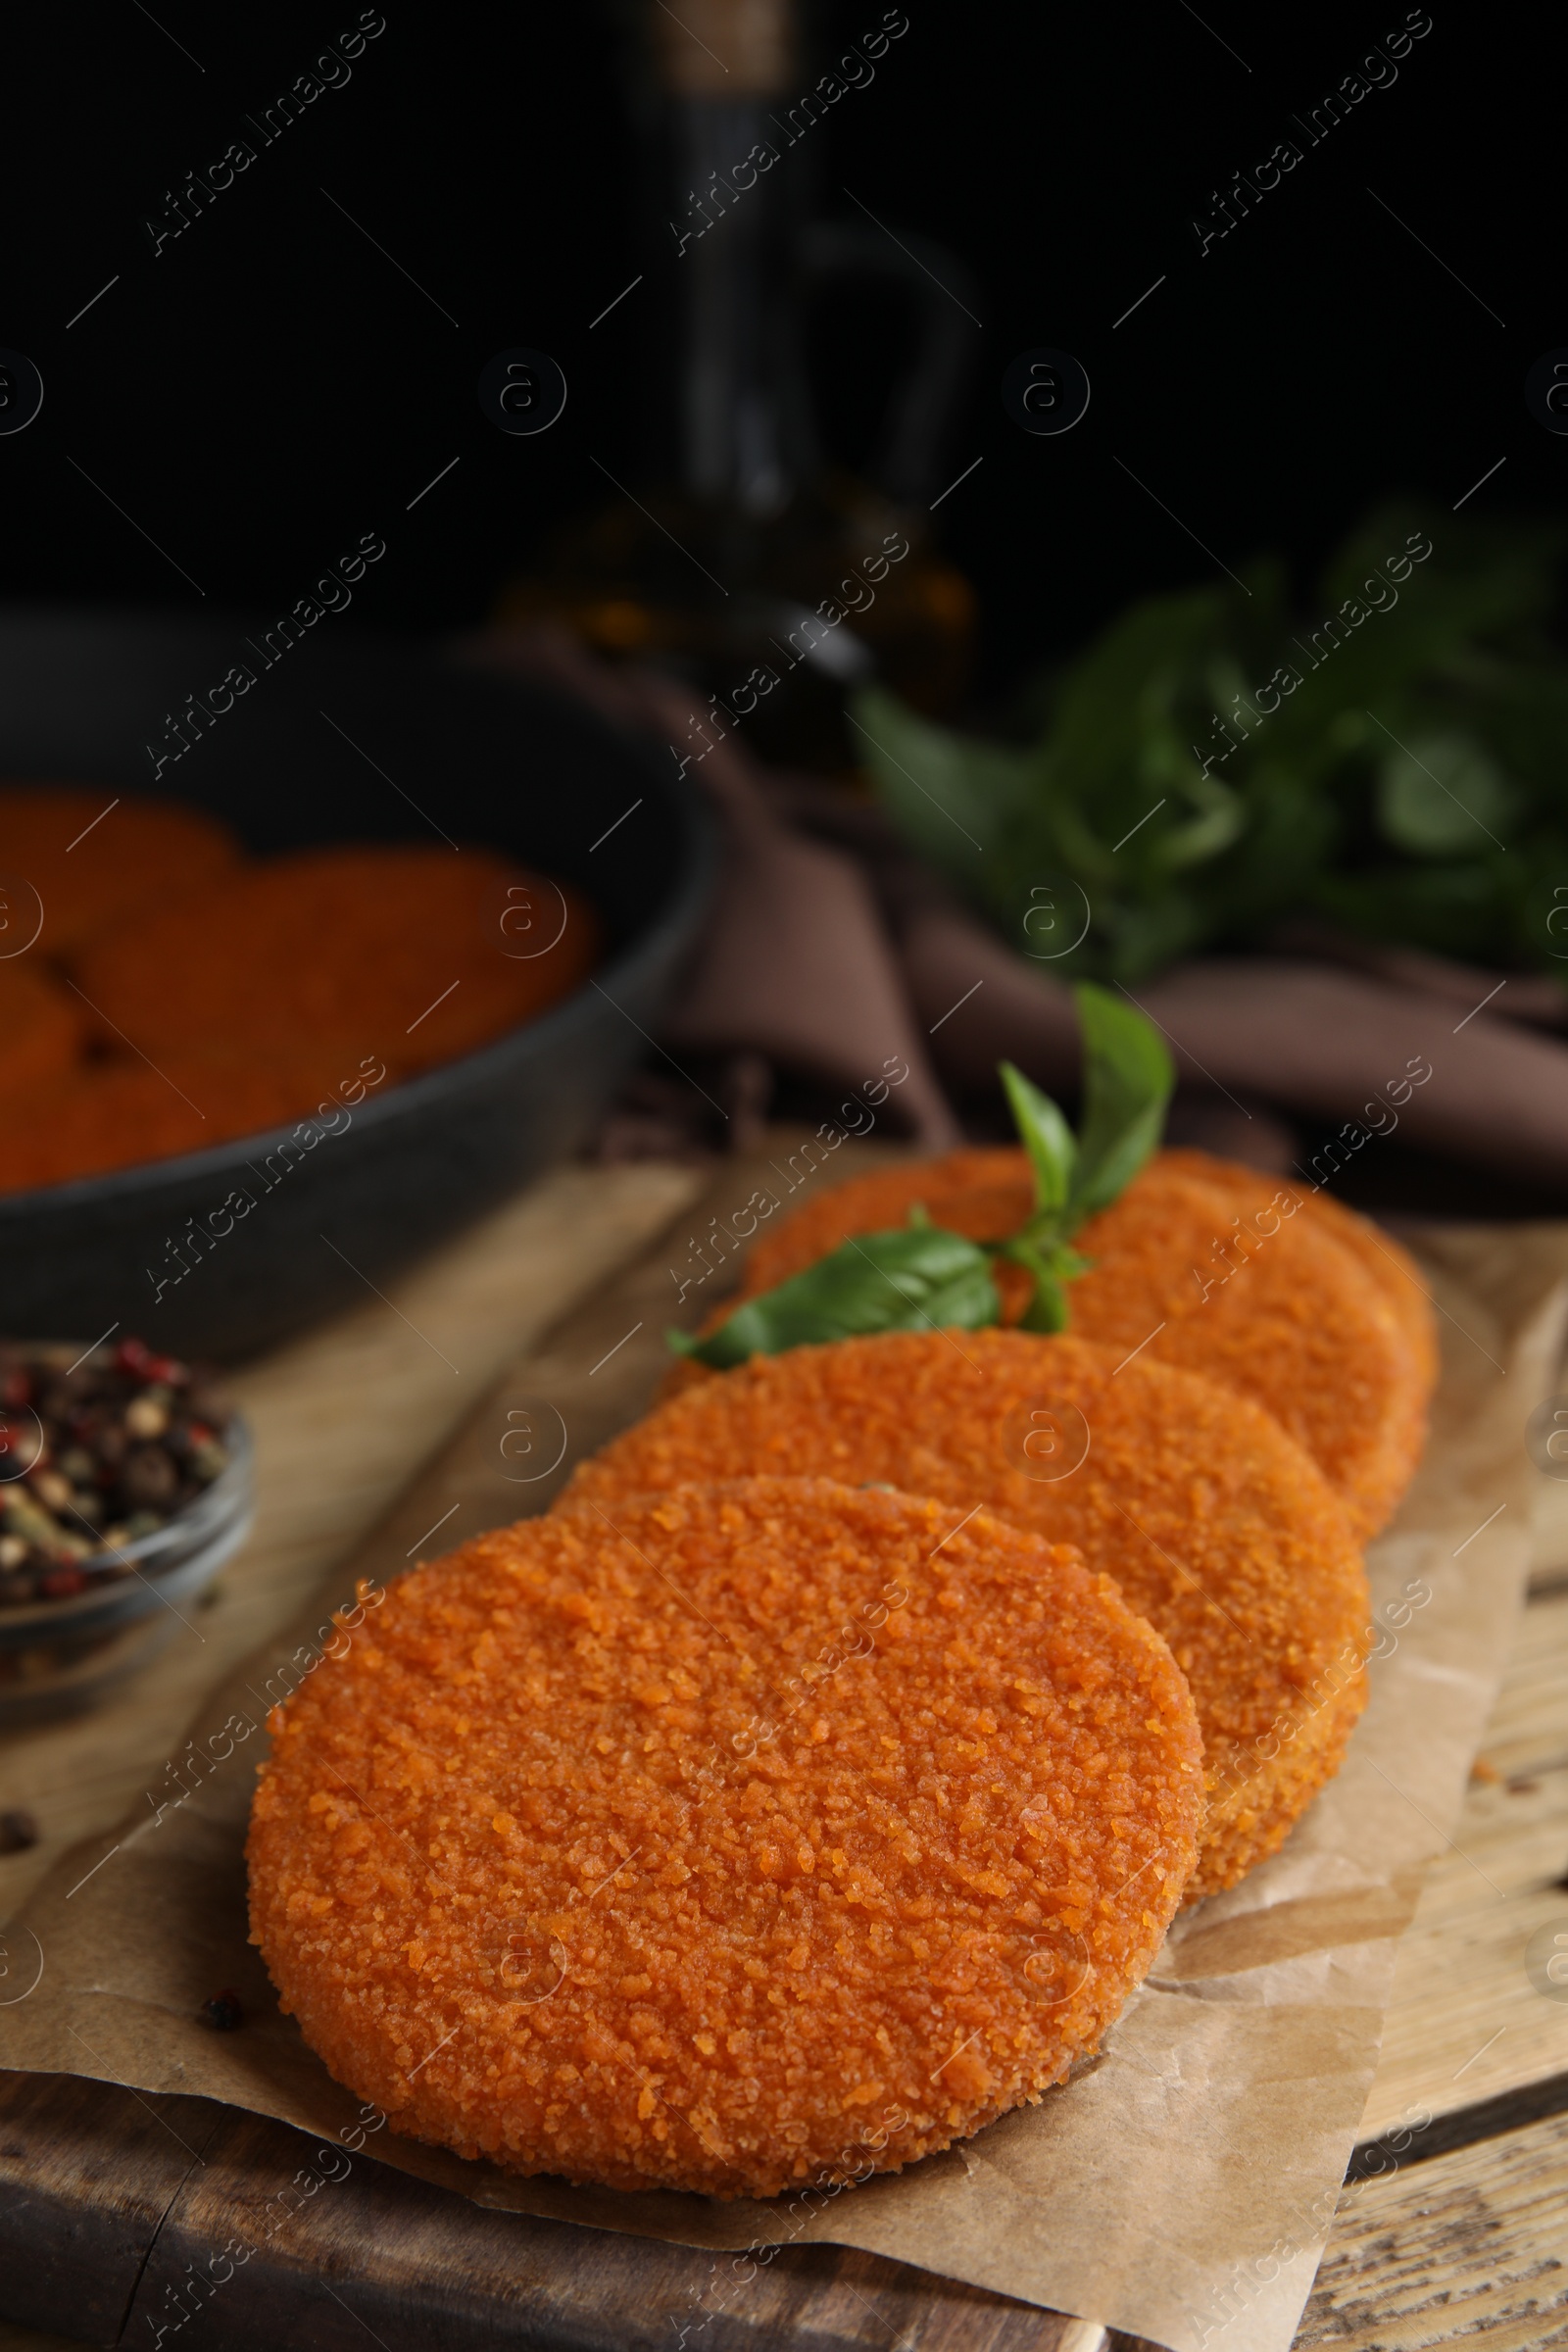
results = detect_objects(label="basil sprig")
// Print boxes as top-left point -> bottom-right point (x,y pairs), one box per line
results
993,983 -> 1175,1331
668,1217 -> 999,1370
668,982 -> 1174,1366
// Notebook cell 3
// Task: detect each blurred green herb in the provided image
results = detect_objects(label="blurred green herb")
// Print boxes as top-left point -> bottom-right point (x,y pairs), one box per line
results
669,983 -> 1172,1362
851,507 -> 1568,984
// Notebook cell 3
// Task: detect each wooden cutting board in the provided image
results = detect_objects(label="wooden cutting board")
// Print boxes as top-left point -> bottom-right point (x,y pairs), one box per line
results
3,1152 -> 1568,2352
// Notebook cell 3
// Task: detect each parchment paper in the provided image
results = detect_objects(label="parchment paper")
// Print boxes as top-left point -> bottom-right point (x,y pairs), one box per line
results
5,1224 -> 1565,2352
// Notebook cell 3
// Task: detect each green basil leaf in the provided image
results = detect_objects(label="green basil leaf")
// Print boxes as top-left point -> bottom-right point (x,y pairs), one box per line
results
999,1061 -> 1077,1217
1066,981 -> 1175,1225
671,1223 -> 1001,1369
1376,733 -> 1516,857
861,504 -> 1568,990
850,683 -> 1029,890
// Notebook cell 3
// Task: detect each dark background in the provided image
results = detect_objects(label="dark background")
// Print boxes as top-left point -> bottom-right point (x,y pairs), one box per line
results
0,1 -> 1552,702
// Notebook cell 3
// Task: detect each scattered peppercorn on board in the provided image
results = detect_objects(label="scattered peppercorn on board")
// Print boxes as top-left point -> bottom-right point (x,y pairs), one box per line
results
1,1155 -> 1567,2352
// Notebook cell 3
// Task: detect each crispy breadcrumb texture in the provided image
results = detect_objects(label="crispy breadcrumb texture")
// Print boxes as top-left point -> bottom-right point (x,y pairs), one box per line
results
725,1148 -> 1430,1540
1070,1164 -> 1426,1542
248,1477 -> 1202,2199
564,1334 -> 1371,1896
1159,1147 -> 1439,1388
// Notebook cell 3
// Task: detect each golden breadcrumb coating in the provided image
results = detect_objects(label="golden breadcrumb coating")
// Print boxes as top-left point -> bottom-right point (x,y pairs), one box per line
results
1069,1165 -> 1426,1541
1159,1148 -> 1439,1387
248,1477 -> 1201,2199
564,1334 -> 1371,1897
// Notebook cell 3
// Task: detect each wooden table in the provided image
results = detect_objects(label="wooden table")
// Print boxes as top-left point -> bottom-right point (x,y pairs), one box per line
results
3,1150 -> 1567,2352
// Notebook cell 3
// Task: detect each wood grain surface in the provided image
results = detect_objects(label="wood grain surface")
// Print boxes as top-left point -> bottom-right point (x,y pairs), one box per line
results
1359,1572 -> 1568,2137
1298,2110 -> 1568,2348
3,1160 -> 1568,2352
0,2068 -> 1095,2352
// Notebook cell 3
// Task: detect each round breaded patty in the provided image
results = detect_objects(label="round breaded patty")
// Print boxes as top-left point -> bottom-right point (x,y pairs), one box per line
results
728,1149 -> 1427,1539
0,785 -> 238,954
563,1336 -> 1371,1898
248,1476 -> 1201,2199
77,844 -> 600,1077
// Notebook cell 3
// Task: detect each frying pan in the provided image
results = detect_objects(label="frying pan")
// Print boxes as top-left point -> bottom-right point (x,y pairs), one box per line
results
0,607 -> 713,1359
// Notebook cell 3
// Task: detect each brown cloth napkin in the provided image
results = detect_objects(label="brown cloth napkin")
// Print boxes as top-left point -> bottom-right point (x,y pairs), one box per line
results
463,626 -> 960,1148
466,627 -> 1568,1188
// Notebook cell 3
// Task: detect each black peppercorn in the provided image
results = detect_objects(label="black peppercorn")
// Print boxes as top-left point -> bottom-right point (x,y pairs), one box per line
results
122,1446 -> 179,1509
0,1339 -> 231,1610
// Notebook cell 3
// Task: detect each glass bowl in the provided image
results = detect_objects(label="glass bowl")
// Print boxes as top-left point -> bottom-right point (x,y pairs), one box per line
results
0,1415 -> 254,1724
